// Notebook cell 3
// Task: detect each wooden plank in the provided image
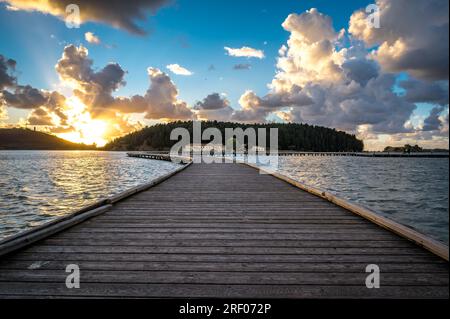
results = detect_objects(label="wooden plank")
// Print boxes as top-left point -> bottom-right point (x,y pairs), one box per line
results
91,217 -> 365,223
47,232 -> 401,240
0,283 -> 448,298
7,252 -> 444,263
23,245 -> 430,256
0,270 -> 447,286
79,222 -> 383,228
1,260 -> 447,273
36,238 -> 419,248
106,210 -> 353,215
64,227 -> 392,234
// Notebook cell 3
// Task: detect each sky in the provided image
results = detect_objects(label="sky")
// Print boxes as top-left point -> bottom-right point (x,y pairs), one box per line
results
0,0 -> 448,150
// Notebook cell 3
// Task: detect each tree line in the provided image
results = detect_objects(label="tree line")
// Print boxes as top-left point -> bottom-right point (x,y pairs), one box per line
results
104,121 -> 364,152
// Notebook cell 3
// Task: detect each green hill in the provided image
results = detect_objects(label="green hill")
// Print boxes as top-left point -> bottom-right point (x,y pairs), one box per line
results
104,121 -> 364,152
0,128 -> 96,150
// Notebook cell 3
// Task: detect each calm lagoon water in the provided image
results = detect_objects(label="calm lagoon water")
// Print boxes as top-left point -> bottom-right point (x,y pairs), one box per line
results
271,156 -> 449,244
0,151 -> 180,240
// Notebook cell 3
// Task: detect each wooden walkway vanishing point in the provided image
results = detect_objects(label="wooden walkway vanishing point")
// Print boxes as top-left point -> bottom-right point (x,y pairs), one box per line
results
0,160 -> 448,298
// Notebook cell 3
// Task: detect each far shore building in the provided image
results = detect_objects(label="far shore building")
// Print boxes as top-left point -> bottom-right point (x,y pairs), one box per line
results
249,145 -> 266,153
182,143 -> 265,154
183,143 -> 224,154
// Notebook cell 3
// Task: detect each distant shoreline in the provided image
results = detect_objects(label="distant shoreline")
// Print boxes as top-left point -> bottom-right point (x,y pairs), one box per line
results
2,149 -> 448,159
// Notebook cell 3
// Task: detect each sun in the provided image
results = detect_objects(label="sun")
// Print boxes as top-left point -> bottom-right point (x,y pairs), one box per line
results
58,119 -> 108,147
55,97 -> 109,147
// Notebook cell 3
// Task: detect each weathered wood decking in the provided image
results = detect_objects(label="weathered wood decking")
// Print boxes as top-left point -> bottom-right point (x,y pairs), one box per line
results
0,163 -> 448,298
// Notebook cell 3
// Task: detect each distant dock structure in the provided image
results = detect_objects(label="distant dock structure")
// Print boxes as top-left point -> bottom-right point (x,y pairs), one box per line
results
277,151 -> 449,158
127,150 -> 449,158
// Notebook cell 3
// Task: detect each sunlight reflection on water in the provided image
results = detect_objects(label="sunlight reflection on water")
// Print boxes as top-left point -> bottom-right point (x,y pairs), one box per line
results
0,151 -> 180,239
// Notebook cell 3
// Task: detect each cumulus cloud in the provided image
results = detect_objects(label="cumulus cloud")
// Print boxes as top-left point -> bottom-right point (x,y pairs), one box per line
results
110,68 -> 195,120
142,68 -> 194,120
233,63 -> 251,70
27,107 -> 54,126
349,0 -> 449,80
2,3 -> 448,149
55,45 -> 126,114
194,93 -> 234,121
422,106 -> 448,131
1,45 -> 208,144
230,6 -> 449,150
282,8 -> 337,44
1,53 -> 72,126
195,93 -> 229,110
0,105 -> 7,121
166,64 -> 193,76
53,45 -> 195,121
25,91 -> 69,127
342,58 -> 379,87
269,9 -> 345,90
224,46 -> 265,59
234,8 -> 420,136
399,79 -> 449,106
1,85 -> 48,109
439,112 -> 449,136
232,90 -> 271,122
1,0 -> 171,34
0,54 -> 17,89
4,4 -> 18,10
1,46 -> 140,142
85,32 -> 101,45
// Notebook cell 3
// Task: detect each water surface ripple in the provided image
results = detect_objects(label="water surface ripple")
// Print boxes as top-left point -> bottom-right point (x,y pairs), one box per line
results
272,156 -> 449,244
0,151 -> 180,239
1,152 -> 448,245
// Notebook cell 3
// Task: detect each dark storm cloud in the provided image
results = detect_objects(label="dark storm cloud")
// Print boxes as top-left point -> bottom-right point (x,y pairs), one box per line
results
0,54 -> 17,89
2,0 -> 172,34
1,85 -> 47,109
399,79 -> 449,106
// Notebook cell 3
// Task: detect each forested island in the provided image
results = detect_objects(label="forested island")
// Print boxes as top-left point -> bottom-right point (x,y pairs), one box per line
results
104,121 -> 364,152
0,128 -> 96,150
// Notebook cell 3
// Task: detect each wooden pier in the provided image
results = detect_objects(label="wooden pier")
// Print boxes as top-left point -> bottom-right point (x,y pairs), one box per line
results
0,161 -> 448,298
127,152 -> 172,161
127,151 -> 449,158
277,151 -> 450,158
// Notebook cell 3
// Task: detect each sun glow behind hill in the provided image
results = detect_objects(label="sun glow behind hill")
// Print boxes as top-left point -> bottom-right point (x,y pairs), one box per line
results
55,97 -> 108,147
